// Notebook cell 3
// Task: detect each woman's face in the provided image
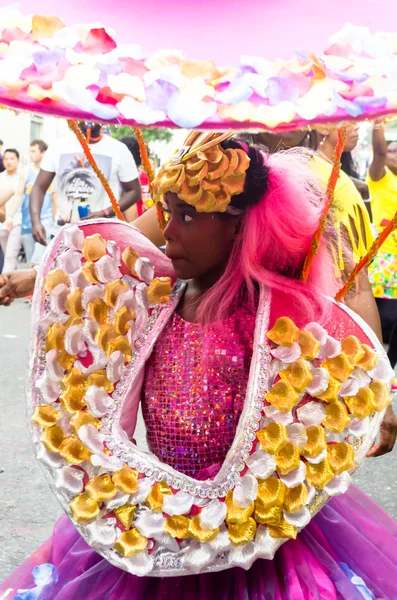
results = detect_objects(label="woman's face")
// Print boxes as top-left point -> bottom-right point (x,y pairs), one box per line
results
163,193 -> 239,280
386,142 -> 397,173
325,124 -> 360,152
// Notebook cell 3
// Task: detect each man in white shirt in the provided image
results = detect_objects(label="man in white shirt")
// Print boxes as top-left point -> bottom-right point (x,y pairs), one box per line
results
31,122 -> 141,245
0,149 -> 23,272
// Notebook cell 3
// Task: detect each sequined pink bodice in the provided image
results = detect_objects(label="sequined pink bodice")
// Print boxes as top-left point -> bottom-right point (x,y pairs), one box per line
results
142,309 -> 256,477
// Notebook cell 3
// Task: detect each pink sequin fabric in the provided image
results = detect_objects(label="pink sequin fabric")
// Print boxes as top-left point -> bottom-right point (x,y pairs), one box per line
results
142,309 -> 256,477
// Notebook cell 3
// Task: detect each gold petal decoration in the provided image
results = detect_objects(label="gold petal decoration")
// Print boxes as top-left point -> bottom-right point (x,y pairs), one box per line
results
327,442 -> 355,475
265,380 -> 300,412
302,425 -> 327,458
64,316 -> 83,330
32,14 -> 65,40
82,234 -> 107,262
85,474 -> 117,502
321,353 -> 354,383
356,345 -> 378,371
298,330 -> 321,360
322,401 -> 351,433
122,247 -> 140,276
283,484 -> 308,513
59,435 -> 91,464
114,306 -> 136,335
104,280 -> 129,307
314,376 -> 341,403
275,442 -> 301,475
40,425 -> 64,452
114,504 -> 137,530
189,516 -> 219,542
256,421 -> 288,455
105,336 -> 131,361
163,515 -> 190,539
267,519 -> 298,540
279,359 -> 313,392
44,268 -> 69,294
57,350 -> 76,370
228,518 -> 257,546
66,288 -> 84,318
147,277 -> 173,304
60,368 -> 86,413
256,478 -> 286,508
146,482 -> 173,512
70,492 -> 100,523
341,336 -> 366,365
112,465 -> 139,494
345,387 -> 377,419
225,490 -> 254,524
82,261 -> 101,284
254,504 -> 283,526
369,380 -> 392,411
46,323 -> 66,352
87,298 -> 109,325
95,324 -> 117,352
305,458 -> 334,489
86,370 -> 114,394
114,528 -> 148,557
266,317 -> 299,347
70,410 -> 101,433
32,405 -> 60,427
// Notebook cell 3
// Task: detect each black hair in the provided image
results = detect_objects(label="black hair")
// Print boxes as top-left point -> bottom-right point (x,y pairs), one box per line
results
4,148 -> 20,159
340,151 -> 359,179
0,140 -> 3,145
31,139 -> 48,153
220,138 -> 270,211
120,136 -> 142,167
78,121 -> 102,139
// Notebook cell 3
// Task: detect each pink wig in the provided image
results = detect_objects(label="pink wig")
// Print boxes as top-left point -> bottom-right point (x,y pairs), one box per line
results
197,148 -> 339,325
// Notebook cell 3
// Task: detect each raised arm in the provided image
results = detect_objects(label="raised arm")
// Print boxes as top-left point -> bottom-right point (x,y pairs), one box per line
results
31,169 -> 55,245
369,121 -> 388,182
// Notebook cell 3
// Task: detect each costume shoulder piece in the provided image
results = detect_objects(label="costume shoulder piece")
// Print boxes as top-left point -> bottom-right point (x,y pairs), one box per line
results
28,220 -> 393,577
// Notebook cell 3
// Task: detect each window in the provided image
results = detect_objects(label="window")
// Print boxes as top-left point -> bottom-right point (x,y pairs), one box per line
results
30,115 -> 44,141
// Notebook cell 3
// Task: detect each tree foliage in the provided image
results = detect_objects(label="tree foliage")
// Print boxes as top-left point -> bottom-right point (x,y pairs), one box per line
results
109,126 -> 172,143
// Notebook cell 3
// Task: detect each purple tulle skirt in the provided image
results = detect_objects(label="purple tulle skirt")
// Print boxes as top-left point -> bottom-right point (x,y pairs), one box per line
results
2,486 -> 397,600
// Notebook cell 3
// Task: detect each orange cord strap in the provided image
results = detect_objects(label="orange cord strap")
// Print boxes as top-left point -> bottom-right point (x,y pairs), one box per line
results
68,120 -> 125,221
336,211 -> 397,301
301,127 -> 346,281
133,127 -> 166,230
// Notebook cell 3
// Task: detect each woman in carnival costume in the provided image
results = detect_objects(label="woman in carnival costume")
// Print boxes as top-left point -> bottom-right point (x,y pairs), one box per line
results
1,133 -> 397,600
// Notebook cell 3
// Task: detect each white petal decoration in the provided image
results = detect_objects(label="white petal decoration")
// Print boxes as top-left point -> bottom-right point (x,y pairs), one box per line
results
135,511 -> 165,537
50,283 -> 69,313
245,450 -> 276,479
208,525 -> 231,553
116,290 -> 136,311
70,268 -> 90,290
228,541 -> 256,570
40,311 -> 64,332
106,351 -> 125,384
233,474 -> 258,509
36,373 -> 61,404
279,461 -> 306,488
78,424 -> 105,453
255,525 -> 278,560
135,257 -> 155,284
152,531 -> 180,553
58,249 -> 81,274
95,255 -> 122,284
264,405 -> 294,426
117,97 -> 166,126
318,335 -> 341,359
82,284 -> 105,310
324,471 -> 351,496
304,449 -> 327,464
135,283 -> 149,310
57,409 -> 73,436
126,321 -> 137,346
284,507 -> 311,528
350,368 -> 371,388
183,541 -> 216,574
37,445 -> 64,468
296,401 -> 326,427
107,240 -> 121,266
46,349 -> 64,381
64,325 -> 86,356
348,417 -> 370,437
63,224 -> 84,251
123,552 -> 154,577
270,342 -> 301,363
339,379 -> 360,397
130,477 -> 154,505
199,500 -> 227,530
85,385 -> 113,417
86,518 -> 117,548
368,357 -> 395,385
90,452 -> 123,471
83,318 -> 98,342
136,307 -> 149,335
106,492 -> 131,510
54,466 -> 84,496
306,485 -> 316,505
192,497 -> 210,507
287,423 -> 308,448
268,358 -> 288,386
306,368 -> 330,396
162,491 -> 194,516
326,432 -> 344,444
304,322 -> 328,344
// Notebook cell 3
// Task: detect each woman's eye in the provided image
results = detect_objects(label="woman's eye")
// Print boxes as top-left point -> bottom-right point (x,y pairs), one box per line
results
182,213 -> 193,223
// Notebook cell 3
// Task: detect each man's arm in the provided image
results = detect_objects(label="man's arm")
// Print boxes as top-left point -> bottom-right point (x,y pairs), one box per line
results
88,178 -> 141,219
369,121 -> 388,182
0,180 -> 14,207
31,169 -> 55,244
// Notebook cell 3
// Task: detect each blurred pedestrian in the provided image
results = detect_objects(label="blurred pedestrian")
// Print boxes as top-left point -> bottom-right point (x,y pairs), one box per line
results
0,149 -> 23,272
120,135 -> 151,221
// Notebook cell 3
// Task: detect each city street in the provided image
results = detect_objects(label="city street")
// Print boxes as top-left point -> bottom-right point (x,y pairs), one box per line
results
0,300 -> 396,581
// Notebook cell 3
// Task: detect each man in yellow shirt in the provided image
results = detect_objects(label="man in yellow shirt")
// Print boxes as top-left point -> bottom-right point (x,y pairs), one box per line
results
367,122 -> 397,368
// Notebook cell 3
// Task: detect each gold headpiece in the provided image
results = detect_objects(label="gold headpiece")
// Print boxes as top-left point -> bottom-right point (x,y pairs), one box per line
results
153,131 -> 251,215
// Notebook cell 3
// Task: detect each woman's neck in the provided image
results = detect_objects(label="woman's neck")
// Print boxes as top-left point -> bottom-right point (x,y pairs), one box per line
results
178,263 -> 226,322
